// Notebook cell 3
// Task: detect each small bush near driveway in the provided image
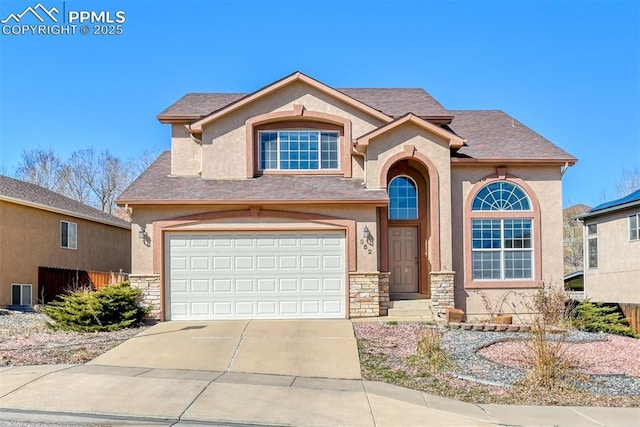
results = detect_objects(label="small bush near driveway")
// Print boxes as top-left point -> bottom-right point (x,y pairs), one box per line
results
44,282 -> 150,332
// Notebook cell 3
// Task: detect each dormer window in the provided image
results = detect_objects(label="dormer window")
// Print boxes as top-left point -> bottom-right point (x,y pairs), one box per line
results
258,130 -> 339,171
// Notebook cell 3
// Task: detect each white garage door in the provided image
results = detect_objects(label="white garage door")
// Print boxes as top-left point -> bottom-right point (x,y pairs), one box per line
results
165,231 -> 346,320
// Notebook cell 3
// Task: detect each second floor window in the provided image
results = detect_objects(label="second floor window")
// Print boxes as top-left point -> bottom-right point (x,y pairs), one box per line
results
259,130 -> 339,171
61,220 -> 77,250
630,213 -> 639,241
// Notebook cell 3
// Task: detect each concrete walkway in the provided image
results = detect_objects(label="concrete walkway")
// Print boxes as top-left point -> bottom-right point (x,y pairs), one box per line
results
0,364 -> 638,426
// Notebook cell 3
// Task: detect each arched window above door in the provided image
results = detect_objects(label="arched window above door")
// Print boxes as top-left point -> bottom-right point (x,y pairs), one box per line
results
388,176 -> 418,220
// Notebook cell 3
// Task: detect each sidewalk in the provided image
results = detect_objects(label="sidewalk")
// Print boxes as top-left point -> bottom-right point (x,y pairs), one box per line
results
0,365 -> 638,426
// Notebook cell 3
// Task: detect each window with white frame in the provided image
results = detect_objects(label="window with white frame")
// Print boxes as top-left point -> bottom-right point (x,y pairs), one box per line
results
471,181 -> 533,280
388,176 -> 418,220
630,213 -> 640,241
60,221 -> 77,249
11,283 -> 32,306
259,130 -> 339,171
587,223 -> 598,235
587,237 -> 598,268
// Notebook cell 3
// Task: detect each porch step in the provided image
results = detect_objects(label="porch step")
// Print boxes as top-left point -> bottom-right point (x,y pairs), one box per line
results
387,299 -> 435,321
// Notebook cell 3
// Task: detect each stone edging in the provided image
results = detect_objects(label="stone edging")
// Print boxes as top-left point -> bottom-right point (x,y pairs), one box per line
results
448,322 -> 531,332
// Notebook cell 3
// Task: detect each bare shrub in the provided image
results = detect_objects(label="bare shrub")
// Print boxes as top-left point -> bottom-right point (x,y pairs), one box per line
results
410,328 -> 456,373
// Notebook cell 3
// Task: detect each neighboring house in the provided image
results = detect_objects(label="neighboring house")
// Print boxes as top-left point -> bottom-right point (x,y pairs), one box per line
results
0,175 -> 131,307
117,71 -> 576,321
577,189 -> 640,304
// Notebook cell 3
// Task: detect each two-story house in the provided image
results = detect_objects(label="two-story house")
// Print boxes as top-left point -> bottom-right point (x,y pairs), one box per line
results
578,188 -> 640,304
117,72 -> 576,321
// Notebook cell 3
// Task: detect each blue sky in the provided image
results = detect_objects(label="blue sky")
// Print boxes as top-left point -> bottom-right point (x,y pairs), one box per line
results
0,0 -> 638,207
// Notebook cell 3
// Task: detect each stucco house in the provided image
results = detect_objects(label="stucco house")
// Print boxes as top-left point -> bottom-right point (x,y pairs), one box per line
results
577,188 -> 640,304
117,72 -> 576,321
0,175 -> 131,307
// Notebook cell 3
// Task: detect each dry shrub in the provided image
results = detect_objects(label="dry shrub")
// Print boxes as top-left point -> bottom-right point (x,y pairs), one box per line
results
410,328 -> 456,372
521,318 -> 574,388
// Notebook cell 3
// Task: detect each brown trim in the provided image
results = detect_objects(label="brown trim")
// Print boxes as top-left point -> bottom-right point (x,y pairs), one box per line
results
463,173 -> 543,289
245,108 -> 353,178
451,158 -> 577,165
386,166 -> 430,297
356,114 -> 465,149
379,207 -> 389,272
379,149 -> 441,271
189,72 -> 392,132
118,198 -> 389,206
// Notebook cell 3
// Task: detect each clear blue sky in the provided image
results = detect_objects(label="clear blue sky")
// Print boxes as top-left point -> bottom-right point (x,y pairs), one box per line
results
1,0 -> 638,207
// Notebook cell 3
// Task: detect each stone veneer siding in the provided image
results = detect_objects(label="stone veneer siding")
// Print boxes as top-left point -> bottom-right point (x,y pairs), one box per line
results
130,274 -> 162,320
349,272 -> 388,318
430,271 -> 455,316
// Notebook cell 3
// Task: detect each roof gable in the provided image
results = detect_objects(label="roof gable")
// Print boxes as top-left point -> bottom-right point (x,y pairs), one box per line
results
0,175 -> 131,229
356,114 -> 465,149
187,72 -> 394,132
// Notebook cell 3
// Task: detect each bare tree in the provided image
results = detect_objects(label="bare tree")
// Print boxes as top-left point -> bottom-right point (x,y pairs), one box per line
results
615,167 -> 640,197
66,148 -> 133,214
13,147 -> 159,215
563,203 -> 590,274
15,147 -> 69,193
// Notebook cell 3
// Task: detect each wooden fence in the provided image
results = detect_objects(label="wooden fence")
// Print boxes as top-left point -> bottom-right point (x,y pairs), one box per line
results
619,303 -> 640,335
38,267 -> 128,304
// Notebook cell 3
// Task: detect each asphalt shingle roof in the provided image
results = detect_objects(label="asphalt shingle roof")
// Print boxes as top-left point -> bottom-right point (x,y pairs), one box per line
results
449,110 -> 576,161
0,175 -> 131,228
117,152 -> 388,204
158,88 -> 450,119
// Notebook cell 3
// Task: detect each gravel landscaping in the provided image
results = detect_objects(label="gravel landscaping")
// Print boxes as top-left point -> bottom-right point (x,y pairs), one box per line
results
354,322 -> 640,407
0,311 -> 147,366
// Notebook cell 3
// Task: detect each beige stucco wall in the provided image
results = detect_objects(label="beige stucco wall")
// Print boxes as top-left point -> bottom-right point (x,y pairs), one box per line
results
450,165 -> 565,319
365,124 -> 453,270
171,125 -> 200,176
583,209 -> 640,304
172,82 -> 385,179
131,204 -> 379,276
0,201 -> 131,306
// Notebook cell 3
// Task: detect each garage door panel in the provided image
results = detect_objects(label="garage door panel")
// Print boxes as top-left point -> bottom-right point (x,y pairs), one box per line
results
166,231 -> 345,320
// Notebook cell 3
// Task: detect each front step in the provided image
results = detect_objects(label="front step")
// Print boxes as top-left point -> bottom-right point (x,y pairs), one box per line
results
387,299 -> 435,321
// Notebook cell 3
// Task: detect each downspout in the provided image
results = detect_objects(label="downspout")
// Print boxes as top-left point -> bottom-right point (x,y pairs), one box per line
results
352,143 -> 367,187
560,161 -> 570,178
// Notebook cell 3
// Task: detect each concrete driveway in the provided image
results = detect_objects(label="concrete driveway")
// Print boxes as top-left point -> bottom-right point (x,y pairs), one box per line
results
89,319 -> 361,379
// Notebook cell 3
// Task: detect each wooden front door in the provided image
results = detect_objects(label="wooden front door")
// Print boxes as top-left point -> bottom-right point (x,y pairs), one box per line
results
389,226 -> 419,293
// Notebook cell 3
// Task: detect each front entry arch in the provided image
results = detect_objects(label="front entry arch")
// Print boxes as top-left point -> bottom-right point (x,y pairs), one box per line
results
384,160 -> 431,297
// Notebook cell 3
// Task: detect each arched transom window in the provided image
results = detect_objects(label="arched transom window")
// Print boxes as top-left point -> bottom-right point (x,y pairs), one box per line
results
471,181 -> 533,280
472,181 -> 531,211
388,176 -> 418,220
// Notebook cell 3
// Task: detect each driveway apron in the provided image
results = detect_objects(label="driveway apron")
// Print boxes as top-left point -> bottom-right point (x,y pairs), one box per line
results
89,319 -> 361,379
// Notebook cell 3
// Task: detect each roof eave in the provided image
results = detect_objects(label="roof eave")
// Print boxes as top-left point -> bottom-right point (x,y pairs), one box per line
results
1,195 -> 131,229
116,198 -> 389,207
577,200 -> 640,220
451,158 -> 578,165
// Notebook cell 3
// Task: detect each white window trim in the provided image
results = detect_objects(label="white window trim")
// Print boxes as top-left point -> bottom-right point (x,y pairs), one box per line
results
388,175 -> 419,220
587,237 -> 598,269
60,220 -> 78,250
11,283 -> 32,306
258,129 -> 340,171
471,218 -> 535,281
629,213 -> 640,241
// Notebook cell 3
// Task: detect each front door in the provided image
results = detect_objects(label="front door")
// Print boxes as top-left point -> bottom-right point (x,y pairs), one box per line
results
388,227 -> 419,293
